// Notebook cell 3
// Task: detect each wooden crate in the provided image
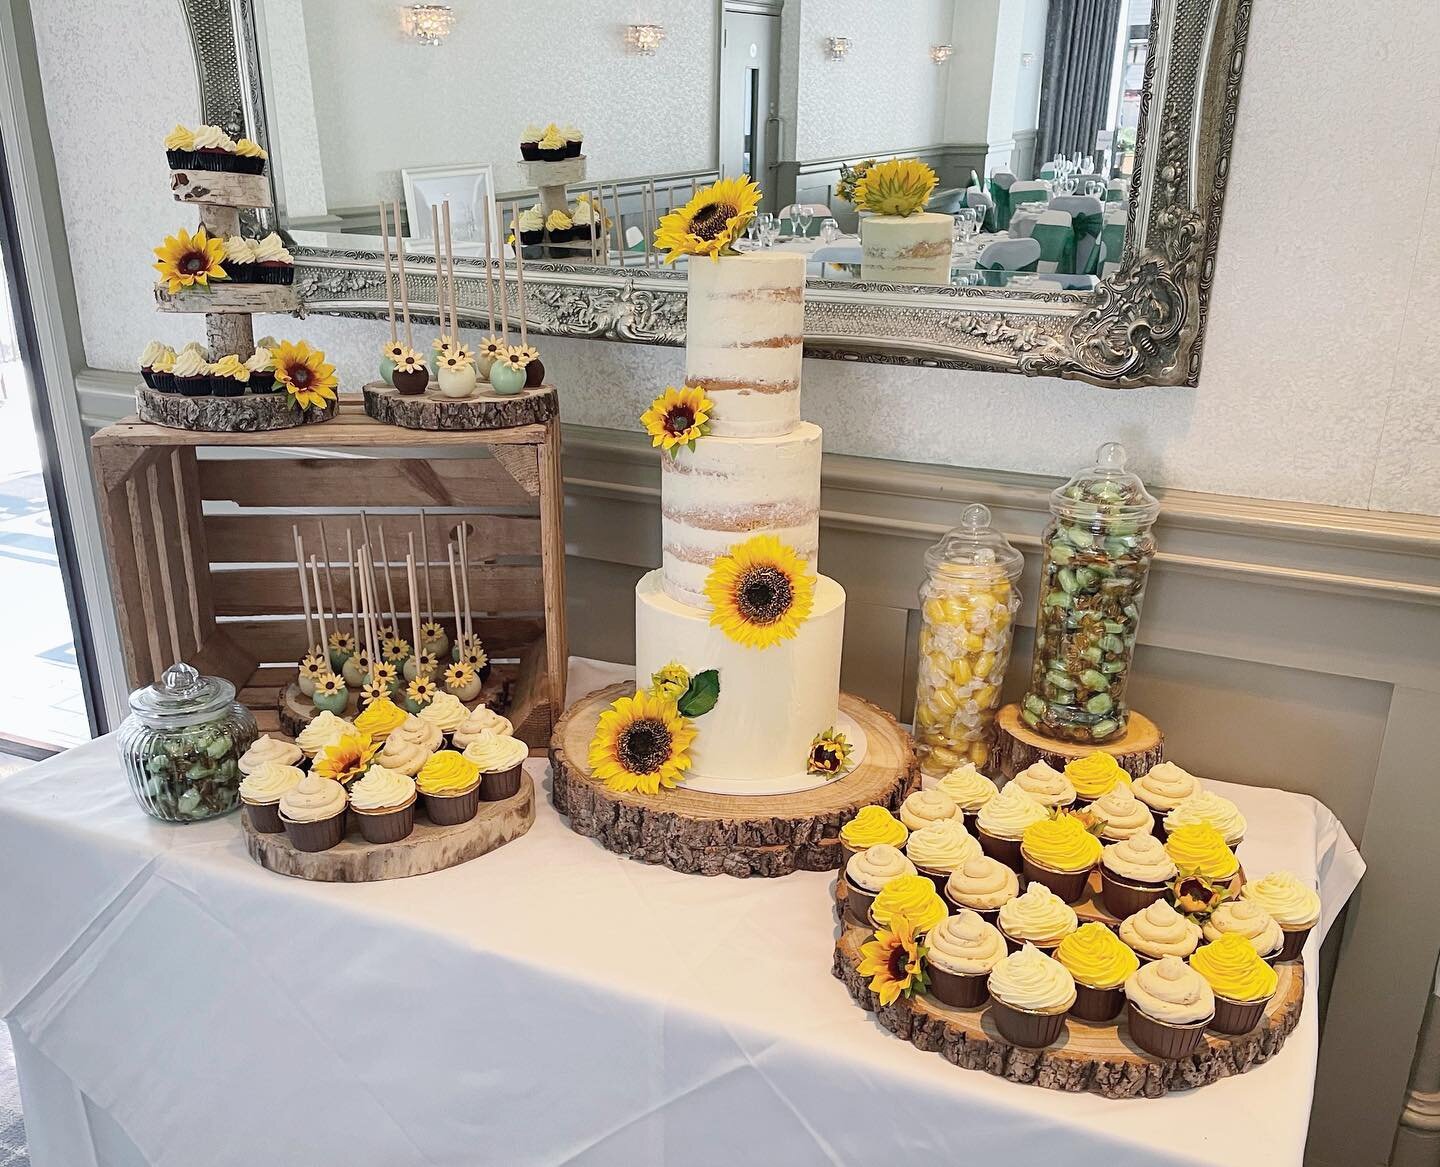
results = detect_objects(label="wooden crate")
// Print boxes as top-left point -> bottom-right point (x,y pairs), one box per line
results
90,400 -> 567,749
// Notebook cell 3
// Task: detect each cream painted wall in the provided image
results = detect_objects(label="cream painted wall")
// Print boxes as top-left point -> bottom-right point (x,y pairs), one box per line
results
28,0 -> 1440,517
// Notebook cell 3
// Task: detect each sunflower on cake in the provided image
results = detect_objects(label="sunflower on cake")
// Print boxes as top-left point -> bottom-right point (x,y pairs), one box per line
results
587,176 -> 858,798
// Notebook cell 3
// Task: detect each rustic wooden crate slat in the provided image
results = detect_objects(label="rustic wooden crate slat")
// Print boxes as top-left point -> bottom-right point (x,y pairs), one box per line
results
202,512 -> 542,563
97,406 -> 546,447
211,563 -> 544,618
144,453 -> 188,664
197,455 -> 536,509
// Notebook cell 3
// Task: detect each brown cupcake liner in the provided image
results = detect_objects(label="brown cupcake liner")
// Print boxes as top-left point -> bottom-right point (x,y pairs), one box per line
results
941,889 -> 1003,927
280,809 -> 347,852
998,926 -> 1063,957
242,798 -> 284,834
842,876 -> 879,927
1124,1001 -> 1212,1059
990,997 -> 1071,1048
420,781 -> 480,826
961,810 -> 981,837
1021,856 -> 1092,904
1070,980 -> 1126,1023
352,796 -> 416,844
925,962 -> 990,1009
977,828 -> 1022,872
839,840 -> 861,871
913,863 -> 955,897
480,762 -> 523,802
1100,868 -> 1169,918
1277,923 -> 1313,962
1209,991 -> 1272,1035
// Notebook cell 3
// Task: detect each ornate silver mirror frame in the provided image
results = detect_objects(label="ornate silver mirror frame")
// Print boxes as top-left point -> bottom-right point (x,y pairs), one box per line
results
183,0 -> 1250,389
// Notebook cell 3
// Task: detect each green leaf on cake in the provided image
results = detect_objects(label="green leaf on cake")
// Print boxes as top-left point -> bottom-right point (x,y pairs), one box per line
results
677,669 -> 720,718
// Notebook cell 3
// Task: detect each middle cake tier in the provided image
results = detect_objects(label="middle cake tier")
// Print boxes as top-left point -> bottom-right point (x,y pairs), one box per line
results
661,421 -> 821,608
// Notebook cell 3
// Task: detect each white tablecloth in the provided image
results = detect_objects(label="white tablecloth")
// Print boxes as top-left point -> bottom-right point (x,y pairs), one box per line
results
0,659 -> 1363,1167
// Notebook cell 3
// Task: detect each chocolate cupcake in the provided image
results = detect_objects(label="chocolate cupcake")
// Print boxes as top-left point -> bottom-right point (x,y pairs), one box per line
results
1054,922 -> 1139,1023
222,235 -> 257,284
233,137 -> 268,175
246,345 -> 277,393
561,125 -> 583,158
251,233 -> 295,284
838,805 -> 908,871
520,125 -> 545,161
904,817 -> 981,894
348,764 -> 418,844
1202,900 -> 1283,963
516,204 -> 545,247
209,354 -> 250,397
1118,900 -> 1202,963
1019,814 -> 1102,904
924,910 -> 1007,1008
844,844 -> 917,926
139,340 -> 172,389
536,125 -> 567,161
278,773 -> 349,851
1190,933 -> 1279,1035
462,729 -> 528,801
1123,956 -> 1214,1058
986,943 -> 1076,1047
188,124 -> 242,172
1063,751 -> 1128,806
164,124 -> 198,171
171,347 -> 212,396
238,761 -> 304,834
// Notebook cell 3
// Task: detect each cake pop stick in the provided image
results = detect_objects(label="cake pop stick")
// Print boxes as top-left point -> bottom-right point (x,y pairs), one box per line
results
360,545 -> 379,667
393,200 -> 413,350
293,526 -> 315,654
310,553 -> 329,655
346,527 -> 359,644
482,216 -> 497,334
419,508 -> 434,623
407,539 -> 421,650
360,511 -> 384,635
316,520 -> 337,638
378,526 -> 399,638
446,542 -> 462,646
458,520 -> 473,644
610,184 -> 623,266
443,200 -> 458,343
431,204 -> 446,343
512,207 -> 529,349
378,201 -> 397,344
496,218 -> 512,342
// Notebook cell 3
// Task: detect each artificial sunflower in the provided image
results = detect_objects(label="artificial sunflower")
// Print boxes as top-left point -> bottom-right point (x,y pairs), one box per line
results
419,619 -> 447,643
640,386 -> 713,456
649,662 -> 691,702
352,649 -> 371,674
856,916 -> 929,1007
499,346 -> 529,372
588,689 -> 697,796
461,644 -> 489,672
478,337 -> 506,364
807,728 -> 853,776
412,649 -> 439,678
299,652 -> 326,678
328,630 -> 356,655
370,661 -> 399,690
313,672 -> 345,699
853,158 -> 938,218
406,677 -> 437,707
273,340 -> 339,411
444,662 -> 476,691
153,226 -> 228,294
1172,871 -> 1236,921
359,680 -> 388,707
382,635 -> 411,663
655,175 -> 762,262
381,339 -> 406,365
704,534 -> 816,649
311,733 -> 378,786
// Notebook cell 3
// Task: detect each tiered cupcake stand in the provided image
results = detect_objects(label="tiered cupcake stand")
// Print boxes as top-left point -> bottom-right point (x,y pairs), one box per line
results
520,156 -> 590,261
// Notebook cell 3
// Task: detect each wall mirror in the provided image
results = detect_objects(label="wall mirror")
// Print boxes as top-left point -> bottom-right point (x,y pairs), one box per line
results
184,0 -> 1250,387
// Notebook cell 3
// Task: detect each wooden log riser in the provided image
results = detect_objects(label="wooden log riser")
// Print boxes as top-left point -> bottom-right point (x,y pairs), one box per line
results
363,384 -> 558,432
992,705 -> 1165,782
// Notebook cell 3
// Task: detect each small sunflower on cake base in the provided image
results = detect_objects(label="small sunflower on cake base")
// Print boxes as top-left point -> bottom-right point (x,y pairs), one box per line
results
311,733 -> 377,786
705,534 -> 816,649
589,689 -> 697,795
641,386 -> 713,457
153,226 -> 229,294
857,914 -> 929,1007
655,175 -> 762,262
807,728 -> 853,777
273,340 -> 338,412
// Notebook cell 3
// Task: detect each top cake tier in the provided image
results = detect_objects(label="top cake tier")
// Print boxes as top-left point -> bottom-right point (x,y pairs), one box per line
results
684,251 -> 806,438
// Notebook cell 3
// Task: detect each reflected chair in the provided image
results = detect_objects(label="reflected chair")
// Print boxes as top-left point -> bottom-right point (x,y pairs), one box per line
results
1049,194 -> 1105,275
974,237 -> 1041,286
965,188 -> 997,234
1106,178 -> 1128,205
778,203 -> 836,237
1100,212 -> 1127,278
988,170 -> 1017,231
1031,209 -> 1076,274
1006,181 -> 1050,237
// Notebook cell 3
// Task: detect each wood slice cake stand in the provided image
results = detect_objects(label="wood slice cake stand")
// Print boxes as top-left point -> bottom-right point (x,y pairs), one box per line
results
830,878 -> 1303,1098
135,383 -> 338,433
363,382 -> 558,431
550,683 -> 919,878
993,703 -> 1164,782
242,772 -> 534,883
275,675 -> 511,739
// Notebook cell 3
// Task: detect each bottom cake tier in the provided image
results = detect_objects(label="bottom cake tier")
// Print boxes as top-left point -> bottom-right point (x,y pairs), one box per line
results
634,567 -> 846,794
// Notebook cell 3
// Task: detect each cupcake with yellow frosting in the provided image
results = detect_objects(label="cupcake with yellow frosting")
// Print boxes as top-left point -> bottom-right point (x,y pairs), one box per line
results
1123,955 -> 1214,1059
1202,900 -> 1283,962
1190,932 -> 1279,1034
1056,921 -> 1140,1022
844,844 -> 918,926
1020,813 -> 1103,903
537,123 -> 567,161
904,818 -> 981,891
934,762 -> 998,830
974,783 -> 1047,871
996,881 -> 1078,954
353,695 -> 407,744
238,761 -> 304,833
986,943 -> 1076,1048
942,855 -> 1019,922
277,772 -> 349,852
898,788 -> 961,833
348,763 -> 418,844
1089,784 -> 1154,842
1100,833 -> 1178,917
1011,760 -> 1076,810
545,209 -> 575,246
923,909 -> 1007,1008
415,750 -> 482,825
839,805 -> 908,868
1164,789 -> 1246,850
417,690 -> 468,748
1164,823 -> 1239,882
1064,751 -> 1129,804
1133,761 -> 1203,835
1119,900 -> 1202,961
462,728 -> 529,801
1242,871 -> 1321,961
869,874 -> 948,934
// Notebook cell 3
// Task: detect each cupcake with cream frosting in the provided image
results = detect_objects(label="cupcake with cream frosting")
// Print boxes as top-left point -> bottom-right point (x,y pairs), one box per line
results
869,874 -> 948,934
1056,921 -> 1140,1022
996,882 -> 1078,953
348,764 -> 418,843
537,124 -> 567,161
935,762 -> 997,828
516,204 -> 545,247
1064,752 -> 1128,803
375,715 -> 440,776
277,772 -> 349,852
899,788 -> 961,833
418,690 -> 468,746
1020,813 -> 1103,903
461,729 -> 528,801
1164,823 -> 1239,882
1202,900 -> 1283,961
839,805 -> 908,867
221,235 -> 257,283
1164,790 -> 1246,849
1241,871 -> 1321,961
904,818 -> 981,890
415,750 -> 482,825
1010,761 -> 1076,809
561,125 -> 583,158
140,339 -> 174,389
451,703 -> 514,749
1089,784 -> 1154,842
1100,833 -> 1178,917
942,855 -> 1019,920
1133,761 -> 1203,832
1119,900 -> 1202,961
1189,932 -> 1280,1034
238,734 -> 302,777
1123,955 -> 1215,1058
974,783 -> 1048,871
252,232 -> 295,284
172,347 -> 211,397
245,345 -> 277,393
520,125 -> 546,160
296,710 -> 357,760
987,943 -> 1076,1047
924,909 -> 1007,1007
238,761 -> 304,833
844,844 -> 918,925
209,354 -> 249,397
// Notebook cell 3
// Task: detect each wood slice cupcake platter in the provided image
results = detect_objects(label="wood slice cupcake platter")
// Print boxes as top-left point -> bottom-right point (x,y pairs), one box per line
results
830,879 -> 1303,1098
992,703 -> 1165,782
135,382 -> 337,433
363,382 -> 558,431
275,674 -> 511,740
550,683 -> 919,878
242,771 -> 534,882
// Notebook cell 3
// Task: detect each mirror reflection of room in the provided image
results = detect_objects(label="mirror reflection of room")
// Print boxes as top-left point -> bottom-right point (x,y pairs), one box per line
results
260,0 -> 1148,288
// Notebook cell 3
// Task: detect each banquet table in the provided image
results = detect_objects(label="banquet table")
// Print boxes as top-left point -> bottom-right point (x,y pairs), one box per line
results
0,658 -> 1363,1167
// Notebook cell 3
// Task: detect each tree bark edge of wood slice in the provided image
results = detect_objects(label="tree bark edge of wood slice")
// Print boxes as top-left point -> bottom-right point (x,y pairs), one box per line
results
363,383 -> 558,431
242,772 -> 535,882
992,703 -> 1165,782
135,384 -> 337,433
830,902 -> 1303,1099
549,683 -> 920,878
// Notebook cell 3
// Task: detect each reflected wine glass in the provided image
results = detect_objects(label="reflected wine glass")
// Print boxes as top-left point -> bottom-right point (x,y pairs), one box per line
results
755,212 -> 775,247
787,205 -> 803,239
819,217 -> 840,244
797,206 -> 815,237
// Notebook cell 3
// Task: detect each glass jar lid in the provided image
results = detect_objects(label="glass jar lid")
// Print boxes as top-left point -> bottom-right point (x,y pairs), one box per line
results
924,503 -> 1024,581
1050,442 -> 1160,526
126,663 -> 237,728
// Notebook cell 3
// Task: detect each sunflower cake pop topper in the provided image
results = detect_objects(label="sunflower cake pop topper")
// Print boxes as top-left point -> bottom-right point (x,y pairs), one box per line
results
641,385 -> 714,457
704,534 -> 817,649
655,175 -> 762,262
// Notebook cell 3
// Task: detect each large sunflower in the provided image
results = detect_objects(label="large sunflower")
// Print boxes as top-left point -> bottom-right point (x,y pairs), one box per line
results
704,534 -> 816,648
311,733 -> 378,785
273,340 -> 338,411
654,176 -> 762,262
588,689 -> 697,796
153,226 -> 228,294
853,158 -> 938,218
640,385 -> 713,456
856,916 -> 929,1007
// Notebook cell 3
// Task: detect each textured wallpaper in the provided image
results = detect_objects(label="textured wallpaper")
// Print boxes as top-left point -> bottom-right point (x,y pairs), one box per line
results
27,0 -> 1440,515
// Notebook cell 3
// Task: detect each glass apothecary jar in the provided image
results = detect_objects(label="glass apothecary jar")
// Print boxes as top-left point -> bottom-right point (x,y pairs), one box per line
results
915,503 -> 1023,777
116,663 -> 257,822
1021,443 -> 1159,744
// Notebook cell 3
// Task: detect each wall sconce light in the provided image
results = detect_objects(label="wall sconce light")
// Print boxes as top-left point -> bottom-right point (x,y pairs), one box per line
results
1021,52 -> 1036,67
825,37 -> 851,61
625,24 -> 666,55
399,4 -> 455,45
930,44 -> 954,65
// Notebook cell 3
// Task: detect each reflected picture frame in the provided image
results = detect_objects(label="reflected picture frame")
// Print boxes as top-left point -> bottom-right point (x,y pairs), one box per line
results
400,163 -> 501,250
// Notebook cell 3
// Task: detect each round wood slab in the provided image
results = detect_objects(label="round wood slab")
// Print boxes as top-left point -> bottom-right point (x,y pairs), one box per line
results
993,703 -> 1164,782
276,677 -> 511,739
363,382 -> 558,431
153,283 -> 299,314
170,167 -> 272,209
135,383 -> 337,432
830,880 -> 1303,1098
550,683 -> 919,878
242,772 -> 534,882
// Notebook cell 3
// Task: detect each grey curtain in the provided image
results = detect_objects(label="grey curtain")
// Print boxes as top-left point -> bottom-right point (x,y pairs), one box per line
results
1035,0 -> 1123,165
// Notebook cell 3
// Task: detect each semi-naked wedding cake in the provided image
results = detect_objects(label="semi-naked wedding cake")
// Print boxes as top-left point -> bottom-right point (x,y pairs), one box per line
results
634,251 -> 857,795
